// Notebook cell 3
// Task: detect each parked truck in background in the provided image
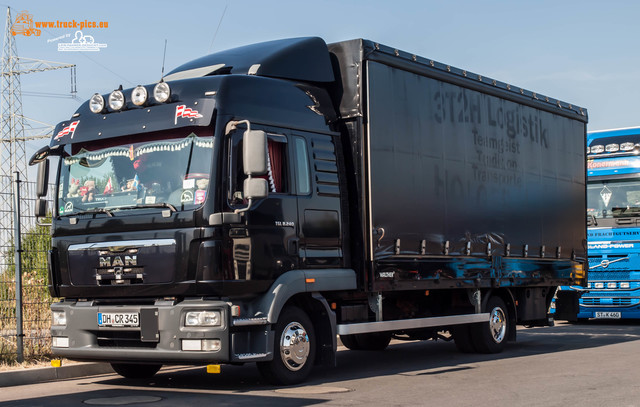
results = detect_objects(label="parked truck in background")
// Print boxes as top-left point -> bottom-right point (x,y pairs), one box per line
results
30,37 -> 588,385
556,127 -> 640,321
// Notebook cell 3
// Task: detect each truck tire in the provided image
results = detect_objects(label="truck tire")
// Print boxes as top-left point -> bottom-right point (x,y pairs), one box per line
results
471,296 -> 509,353
110,363 -> 162,379
353,332 -> 391,351
339,334 -> 362,350
257,306 -> 316,385
452,325 -> 477,353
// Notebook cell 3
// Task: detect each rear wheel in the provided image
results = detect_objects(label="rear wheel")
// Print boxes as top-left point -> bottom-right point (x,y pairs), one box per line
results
472,296 -> 509,353
110,363 -> 162,379
257,306 -> 316,385
353,332 -> 392,350
339,334 -> 361,350
452,325 -> 477,353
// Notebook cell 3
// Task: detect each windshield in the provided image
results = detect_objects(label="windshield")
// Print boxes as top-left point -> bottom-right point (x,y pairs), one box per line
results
588,179 -> 640,219
58,129 -> 214,216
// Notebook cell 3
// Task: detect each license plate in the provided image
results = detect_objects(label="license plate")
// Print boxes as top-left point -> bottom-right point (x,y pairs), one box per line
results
595,311 -> 621,319
98,312 -> 139,327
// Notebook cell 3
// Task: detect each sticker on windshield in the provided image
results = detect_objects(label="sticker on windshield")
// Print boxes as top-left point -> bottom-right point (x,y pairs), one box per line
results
183,179 -> 195,189
600,185 -> 612,207
195,190 -> 206,204
64,202 -> 73,213
180,190 -> 194,203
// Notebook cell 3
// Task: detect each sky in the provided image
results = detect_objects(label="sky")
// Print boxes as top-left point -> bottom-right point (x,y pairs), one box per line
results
6,0 -> 640,163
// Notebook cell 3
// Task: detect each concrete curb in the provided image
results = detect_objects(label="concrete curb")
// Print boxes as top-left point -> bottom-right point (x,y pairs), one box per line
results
0,362 -> 114,387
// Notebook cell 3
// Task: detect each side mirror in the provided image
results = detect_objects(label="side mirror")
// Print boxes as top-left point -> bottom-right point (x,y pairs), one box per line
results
243,178 -> 268,200
243,130 -> 268,176
35,197 -> 48,218
36,159 -> 49,198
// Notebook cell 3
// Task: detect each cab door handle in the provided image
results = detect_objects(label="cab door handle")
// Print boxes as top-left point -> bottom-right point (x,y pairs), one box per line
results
288,238 -> 299,256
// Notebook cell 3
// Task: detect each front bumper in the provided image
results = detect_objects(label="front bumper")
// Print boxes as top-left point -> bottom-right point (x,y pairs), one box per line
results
50,299 -> 259,364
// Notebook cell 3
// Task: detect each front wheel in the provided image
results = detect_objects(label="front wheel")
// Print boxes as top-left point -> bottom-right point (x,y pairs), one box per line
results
110,363 -> 162,379
257,306 -> 316,385
471,296 -> 509,353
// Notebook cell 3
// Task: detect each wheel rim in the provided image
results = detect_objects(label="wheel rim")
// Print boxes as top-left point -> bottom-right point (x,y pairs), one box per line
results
489,306 -> 507,343
279,321 -> 310,371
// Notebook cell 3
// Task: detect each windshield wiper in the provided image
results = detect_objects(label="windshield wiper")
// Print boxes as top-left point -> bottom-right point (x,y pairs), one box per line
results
116,202 -> 178,213
72,207 -> 114,217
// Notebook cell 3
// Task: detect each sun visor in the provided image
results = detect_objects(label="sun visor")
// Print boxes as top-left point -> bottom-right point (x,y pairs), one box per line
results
164,37 -> 335,83
50,98 -> 215,146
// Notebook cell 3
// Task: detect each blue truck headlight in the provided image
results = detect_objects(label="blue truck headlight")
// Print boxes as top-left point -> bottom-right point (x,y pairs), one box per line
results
185,311 -> 221,327
52,310 -> 66,326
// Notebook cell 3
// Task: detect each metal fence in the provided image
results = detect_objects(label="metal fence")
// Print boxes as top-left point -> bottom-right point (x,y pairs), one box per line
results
0,174 -> 54,364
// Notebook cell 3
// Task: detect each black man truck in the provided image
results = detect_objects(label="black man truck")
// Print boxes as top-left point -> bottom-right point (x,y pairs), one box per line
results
30,37 -> 587,385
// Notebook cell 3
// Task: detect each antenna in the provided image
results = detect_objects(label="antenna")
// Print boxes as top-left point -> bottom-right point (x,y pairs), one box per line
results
208,4 -> 228,53
160,39 -> 167,80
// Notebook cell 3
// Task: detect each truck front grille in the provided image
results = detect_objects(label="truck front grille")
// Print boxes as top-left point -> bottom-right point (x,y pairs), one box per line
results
96,330 -> 157,348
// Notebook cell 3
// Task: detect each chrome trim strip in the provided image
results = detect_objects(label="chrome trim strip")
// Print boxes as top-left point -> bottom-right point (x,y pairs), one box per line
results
68,239 -> 176,251
337,313 -> 490,335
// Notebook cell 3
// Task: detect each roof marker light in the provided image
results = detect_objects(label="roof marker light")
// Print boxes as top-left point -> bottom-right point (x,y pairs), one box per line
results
153,82 -> 171,103
605,144 -> 619,153
108,89 -> 125,111
131,85 -> 148,106
620,142 -> 635,151
89,93 -> 105,113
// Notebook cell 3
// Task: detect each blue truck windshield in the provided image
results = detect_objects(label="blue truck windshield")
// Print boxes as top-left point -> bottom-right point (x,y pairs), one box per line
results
588,179 -> 640,219
58,130 -> 214,216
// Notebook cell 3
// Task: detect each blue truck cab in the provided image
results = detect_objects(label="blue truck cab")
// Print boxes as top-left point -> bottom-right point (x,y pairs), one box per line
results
558,127 -> 640,320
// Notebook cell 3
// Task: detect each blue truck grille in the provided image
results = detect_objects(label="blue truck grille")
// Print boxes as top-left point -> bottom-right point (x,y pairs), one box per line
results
581,298 -> 639,307
588,272 -> 632,281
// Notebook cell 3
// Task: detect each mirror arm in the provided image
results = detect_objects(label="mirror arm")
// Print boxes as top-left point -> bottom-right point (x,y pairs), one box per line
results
234,198 -> 253,215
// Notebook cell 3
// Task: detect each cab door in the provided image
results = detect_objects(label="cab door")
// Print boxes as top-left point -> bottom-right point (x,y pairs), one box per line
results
227,128 -> 299,289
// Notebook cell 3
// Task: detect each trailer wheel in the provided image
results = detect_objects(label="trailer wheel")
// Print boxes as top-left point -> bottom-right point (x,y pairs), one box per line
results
257,306 -> 316,385
452,325 -> 476,353
339,334 -> 361,350
472,296 -> 509,353
110,363 -> 162,379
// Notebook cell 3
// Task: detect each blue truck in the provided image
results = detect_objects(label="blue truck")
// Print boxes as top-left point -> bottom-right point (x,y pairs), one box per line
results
557,127 -> 640,320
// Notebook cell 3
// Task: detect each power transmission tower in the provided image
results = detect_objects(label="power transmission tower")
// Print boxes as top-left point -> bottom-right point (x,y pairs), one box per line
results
1,6 -> 76,235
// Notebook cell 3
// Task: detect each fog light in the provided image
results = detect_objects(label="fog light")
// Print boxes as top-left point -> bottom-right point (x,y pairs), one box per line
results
182,339 -> 221,352
153,81 -> 171,103
108,89 -> 125,110
52,310 -> 66,326
89,93 -> 105,113
131,85 -> 148,106
185,310 -> 221,327
52,336 -> 69,348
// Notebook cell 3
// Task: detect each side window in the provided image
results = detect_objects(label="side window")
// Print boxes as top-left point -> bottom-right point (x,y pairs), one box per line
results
228,131 -> 289,207
293,136 -> 311,195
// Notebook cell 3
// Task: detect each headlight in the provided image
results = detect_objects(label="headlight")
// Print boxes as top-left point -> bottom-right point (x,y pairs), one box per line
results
131,85 -> 148,106
620,282 -> 630,289
52,310 -> 66,326
153,82 -> 171,103
594,282 -> 604,289
108,90 -> 126,110
185,310 -> 221,327
89,93 -> 105,113
607,282 -> 617,289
